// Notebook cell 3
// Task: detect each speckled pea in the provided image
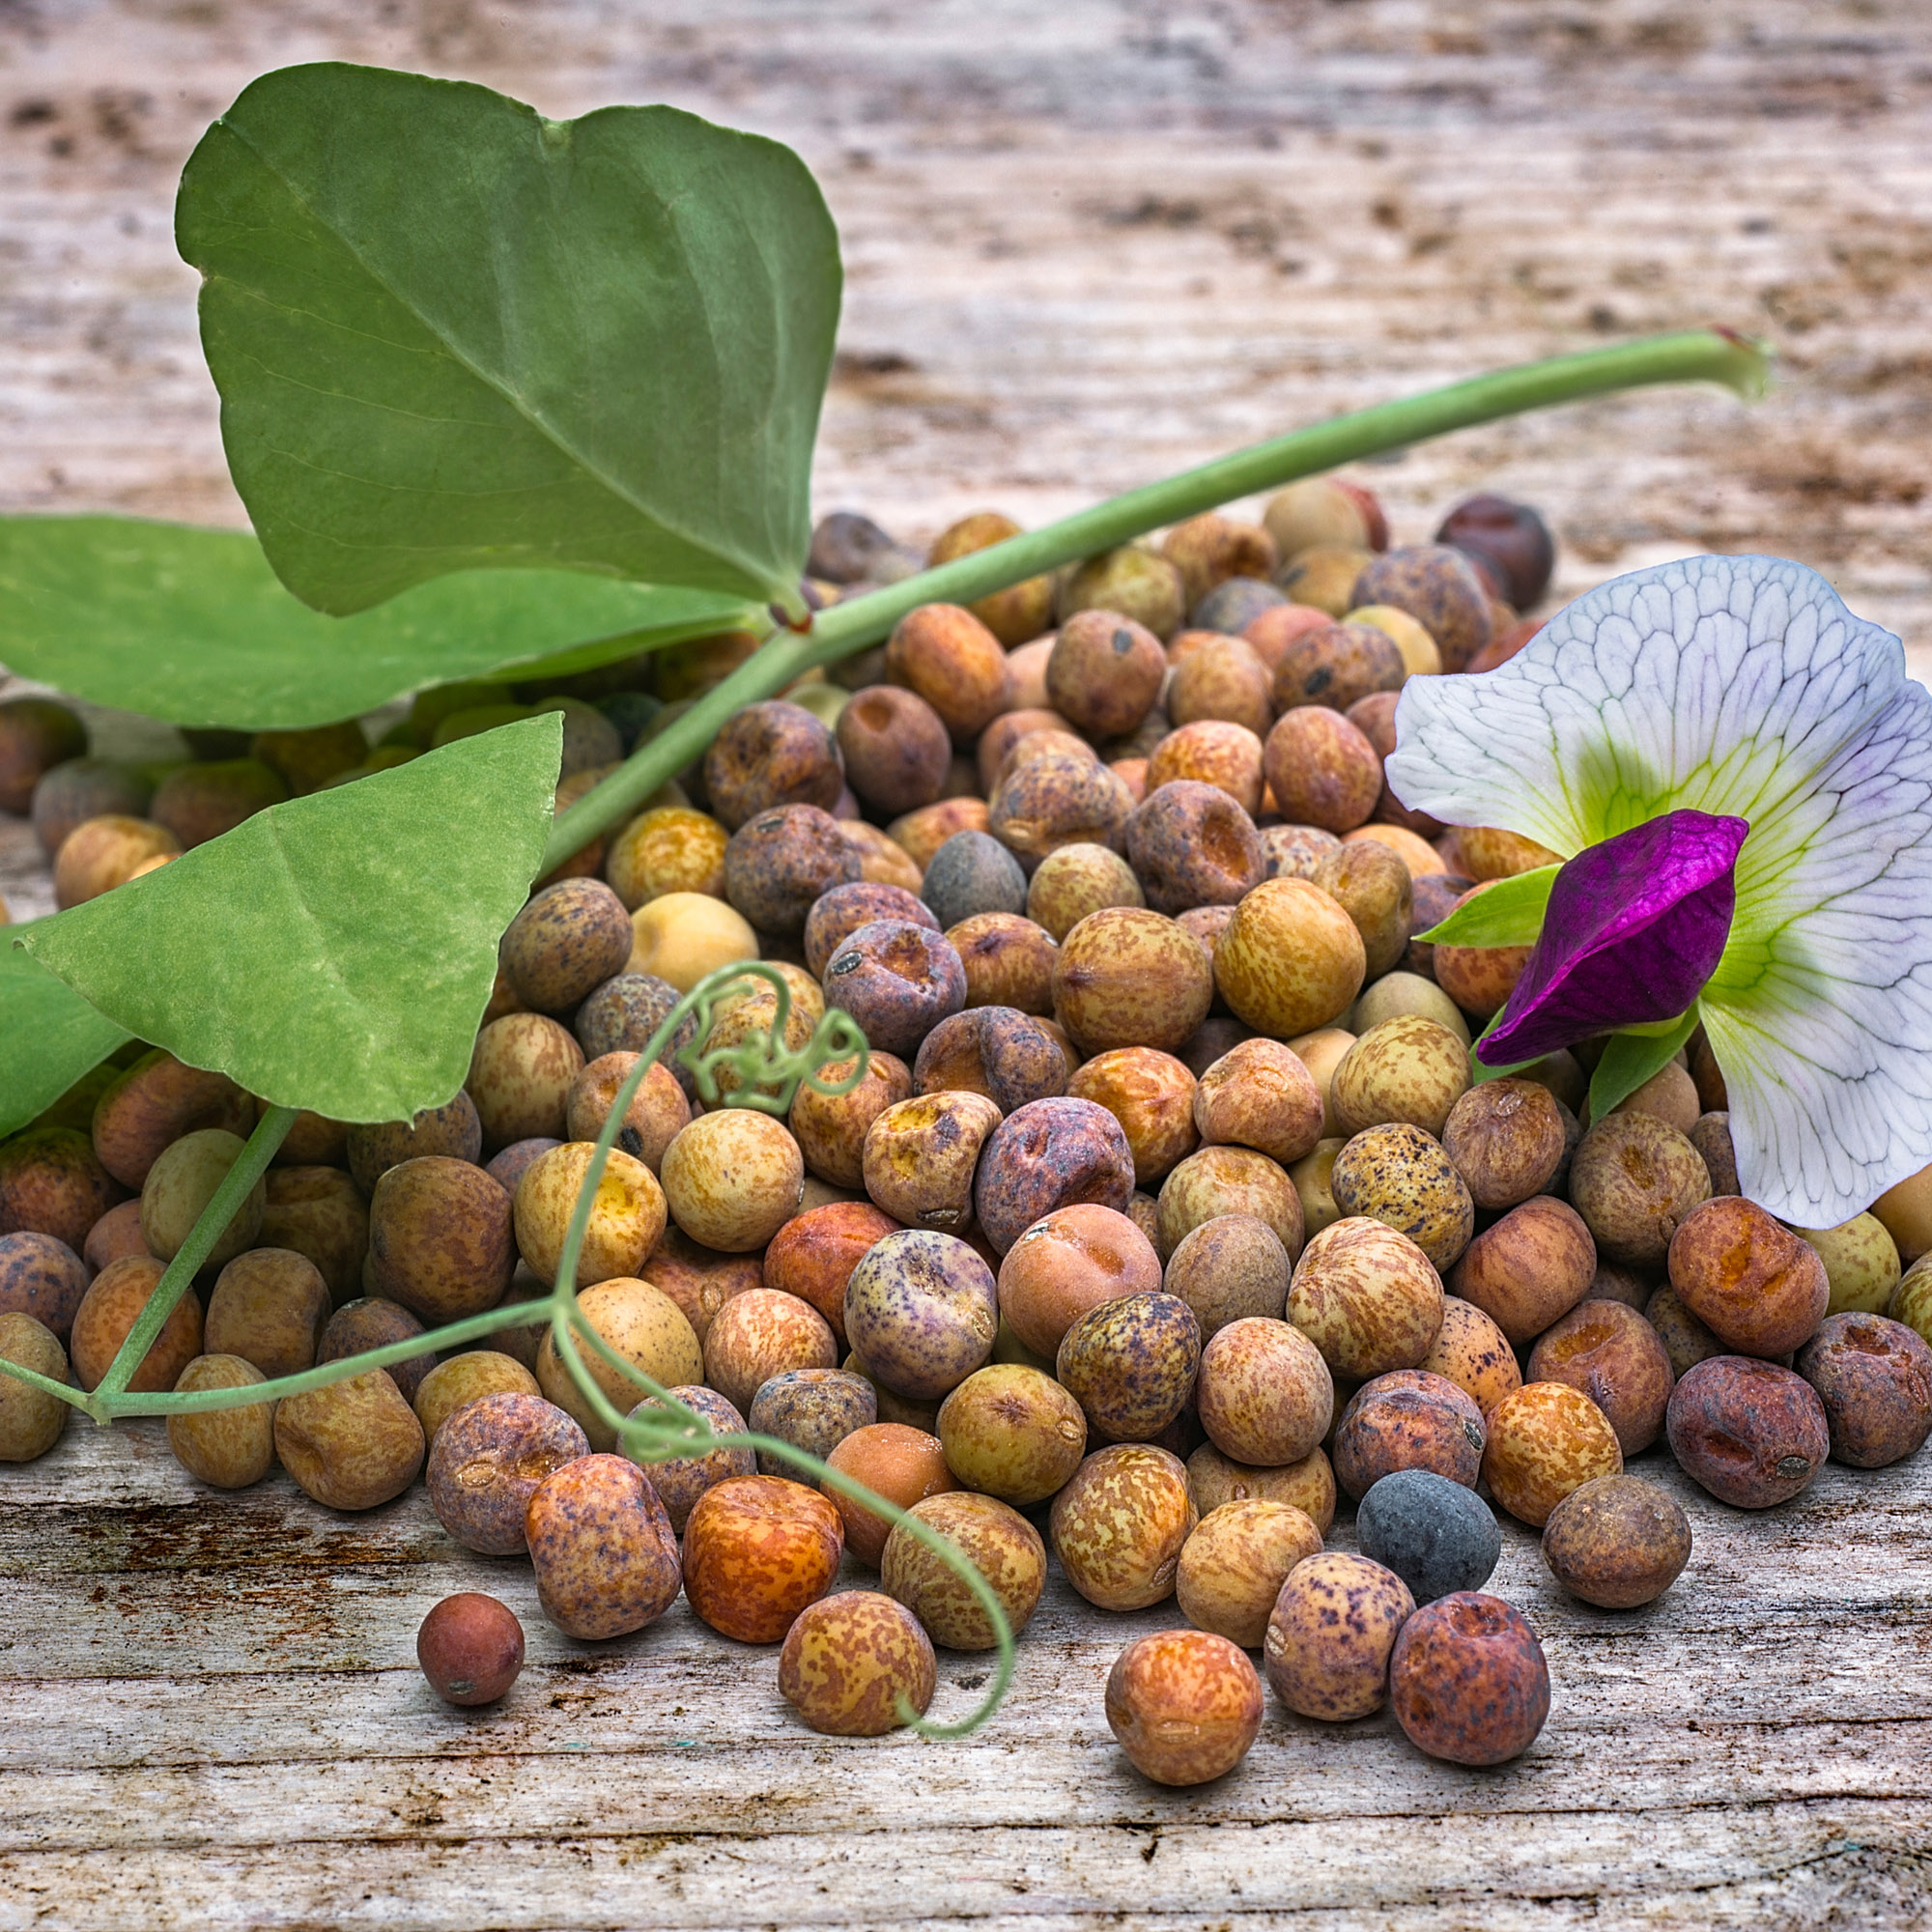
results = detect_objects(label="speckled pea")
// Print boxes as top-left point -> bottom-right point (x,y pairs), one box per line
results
1055,1291 -> 1202,1443
842,1229 -> 999,1401
526,1452 -> 683,1638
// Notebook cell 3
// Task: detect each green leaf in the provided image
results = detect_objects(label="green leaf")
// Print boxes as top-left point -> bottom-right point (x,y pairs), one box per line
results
0,517 -> 754,730
1417,866 -> 1560,948
176,63 -> 840,615
1586,1008 -> 1703,1122
15,717 -> 561,1122
0,935 -> 131,1138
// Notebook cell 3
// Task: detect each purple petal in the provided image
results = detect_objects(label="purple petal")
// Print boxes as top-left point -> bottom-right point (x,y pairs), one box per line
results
1478,810 -> 1748,1065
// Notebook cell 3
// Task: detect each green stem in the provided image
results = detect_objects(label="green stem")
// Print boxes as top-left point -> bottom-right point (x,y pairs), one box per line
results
102,1294 -> 561,1415
92,1102 -> 298,1406
544,327 -> 1768,870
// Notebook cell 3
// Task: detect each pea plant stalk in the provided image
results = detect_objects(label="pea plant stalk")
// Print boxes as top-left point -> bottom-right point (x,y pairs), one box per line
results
544,327 -> 1769,870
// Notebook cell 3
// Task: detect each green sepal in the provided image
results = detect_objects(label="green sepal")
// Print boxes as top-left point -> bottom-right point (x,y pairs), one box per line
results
1586,1006 -> 1703,1122
1416,865 -> 1559,948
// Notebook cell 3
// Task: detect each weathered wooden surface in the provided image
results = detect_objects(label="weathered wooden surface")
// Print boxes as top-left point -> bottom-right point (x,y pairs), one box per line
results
2,1421 -> 1928,1932
4,1 -> 1932,1925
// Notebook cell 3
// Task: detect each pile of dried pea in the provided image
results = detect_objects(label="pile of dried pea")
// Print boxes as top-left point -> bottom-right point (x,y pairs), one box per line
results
4,473 -> 1932,1786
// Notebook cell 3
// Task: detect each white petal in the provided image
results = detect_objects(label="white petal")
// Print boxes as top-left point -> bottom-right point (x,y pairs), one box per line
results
1387,554 -> 1909,859
1389,552 -> 1932,1223
1702,668 -> 1932,1224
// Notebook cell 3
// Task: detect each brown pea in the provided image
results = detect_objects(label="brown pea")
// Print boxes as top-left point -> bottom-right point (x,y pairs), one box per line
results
1610,1061 -> 1701,1136
1163,512 -> 1279,608
1067,1043 -> 1201,1187
1261,823 -> 1344,883
1289,1216 -> 1443,1379
863,1090 -> 1002,1232
1196,1316 -> 1333,1466
1526,1299 -> 1675,1455
1056,1291 -> 1202,1443
204,1247 -> 330,1379
724,804 -> 862,935
1794,1311 -> 1932,1467
780,1590 -> 937,1736
1263,707 -> 1381,834
164,1353 -> 276,1488
1350,546 -> 1492,671
1667,1196 -> 1829,1356
603,805 -> 729,910
1686,1111 -> 1740,1199
423,1389 -> 587,1552
885,604 -> 1010,741
1666,1355 -> 1827,1508
1106,1628 -> 1264,1787
50,814 -> 180,907
149,758 -> 286,849
70,1255 -> 203,1394
1441,1079 -> 1565,1209
1176,1499 -> 1324,1650
1542,1474 -> 1692,1608
1025,842 -> 1144,943
701,700 -> 843,830
628,1384 -> 755,1532
823,1421 -> 957,1566
660,1110 -> 803,1253
786,1050 -> 911,1192
995,1202 -> 1163,1359
1052,907 -> 1215,1057
1332,1369 -> 1486,1499
0,1231 -> 90,1342
535,1274 -> 704,1448
1051,1441 -> 1197,1610
947,912 -> 1059,1014
882,1489 -> 1047,1650
564,1054 -> 691,1174
136,1127 -> 265,1268
90,1049 -> 252,1189
500,879 -> 635,1013
31,759 -> 151,862
684,1473 -> 844,1640
1123,781 -> 1264,916
1156,1145 -> 1304,1264
468,1012 -> 584,1151
416,1592 -> 526,1707
972,1095 -> 1137,1255
987,750 -> 1136,873
260,1166 -> 369,1305
318,1297 -> 434,1402
886,796 -> 991,871
1044,609 -> 1166,737
1264,1550 -> 1413,1720
803,882 -> 938,979
0,1127 -> 120,1255
913,1007 -> 1066,1114
412,1352 -> 542,1444
1146,719 -> 1267,817
528,1452 -> 683,1637
1418,1296 -> 1521,1415
1481,1381 -> 1623,1527
1312,839 -> 1412,982
1166,639 -> 1274,741
936,1363 -> 1088,1504
274,1369 -> 425,1511
1189,1040 -> 1324,1175
1163,1213 -> 1293,1339
1214,879 -> 1365,1040
1449,1196 -> 1597,1347
0,696 -> 87,812
1186,1439 -> 1335,1533
0,1313 -> 72,1462
361,1155 -> 515,1325
1271,620 -> 1405,714
1456,825 -> 1565,883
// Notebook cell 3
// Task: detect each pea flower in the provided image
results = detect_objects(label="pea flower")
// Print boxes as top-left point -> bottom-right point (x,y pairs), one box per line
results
1387,553 -> 1932,1228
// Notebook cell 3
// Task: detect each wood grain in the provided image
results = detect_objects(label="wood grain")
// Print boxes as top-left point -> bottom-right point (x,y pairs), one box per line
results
3,3 -> 1932,1925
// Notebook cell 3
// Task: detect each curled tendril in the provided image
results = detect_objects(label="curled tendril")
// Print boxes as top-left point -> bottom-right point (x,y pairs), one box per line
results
673,961 -> 871,1115
1,960 -> 1015,1738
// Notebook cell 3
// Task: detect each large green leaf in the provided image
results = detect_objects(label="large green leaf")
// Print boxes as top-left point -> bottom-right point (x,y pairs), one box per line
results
16,717 -> 560,1122
0,517 -> 753,729
176,63 -> 839,616
0,935 -> 131,1138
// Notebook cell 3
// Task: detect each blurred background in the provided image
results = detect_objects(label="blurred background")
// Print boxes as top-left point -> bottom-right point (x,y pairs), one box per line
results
0,0 -> 1925,639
